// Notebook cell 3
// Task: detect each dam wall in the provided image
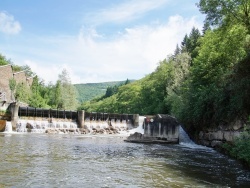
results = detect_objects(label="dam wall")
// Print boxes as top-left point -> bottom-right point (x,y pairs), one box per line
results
144,114 -> 179,143
1,103 -> 139,133
125,114 -> 179,144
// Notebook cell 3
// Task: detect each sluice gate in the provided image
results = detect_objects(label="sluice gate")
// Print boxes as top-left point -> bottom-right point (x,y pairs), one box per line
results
18,106 -> 78,121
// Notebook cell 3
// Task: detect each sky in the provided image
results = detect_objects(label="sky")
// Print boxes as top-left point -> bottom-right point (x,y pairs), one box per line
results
0,0 -> 204,84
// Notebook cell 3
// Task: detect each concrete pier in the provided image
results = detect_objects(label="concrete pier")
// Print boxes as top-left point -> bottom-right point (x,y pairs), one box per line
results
125,114 -> 179,144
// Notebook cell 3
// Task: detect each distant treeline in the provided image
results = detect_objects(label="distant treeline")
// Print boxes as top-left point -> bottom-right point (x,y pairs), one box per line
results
74,79 -> 133,103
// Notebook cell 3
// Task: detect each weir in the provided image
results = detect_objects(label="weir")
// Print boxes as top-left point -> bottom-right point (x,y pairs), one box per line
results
0,103 -> 139,134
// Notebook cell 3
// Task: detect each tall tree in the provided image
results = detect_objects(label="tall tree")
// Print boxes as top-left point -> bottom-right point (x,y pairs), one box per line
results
57,69 -> 78,110
181,28 -> 201,59
198,0 -> 250,33
29,76 -> 48,108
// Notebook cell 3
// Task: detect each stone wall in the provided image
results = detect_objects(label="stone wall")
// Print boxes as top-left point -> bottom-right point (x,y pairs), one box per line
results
13,71 -> 27,85
0,65 -> 13,104
26,77 -> 33,87
196,119 -> 245,148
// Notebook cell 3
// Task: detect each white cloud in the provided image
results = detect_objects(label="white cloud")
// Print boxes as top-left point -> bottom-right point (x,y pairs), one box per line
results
0,11 -> 21,34
85,0 -> 169,25
20,15 -> 202,84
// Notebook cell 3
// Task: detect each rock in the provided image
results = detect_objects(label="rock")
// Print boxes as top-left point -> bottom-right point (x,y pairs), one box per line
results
224,131 -> 234,141
45,129 -> 57,134
198,140 -> 210,147
211,140 -> 223,148
232,120 -> 244,131
210,131 -> 224,140
199,131 -> 204,139
127,132 -> 143,141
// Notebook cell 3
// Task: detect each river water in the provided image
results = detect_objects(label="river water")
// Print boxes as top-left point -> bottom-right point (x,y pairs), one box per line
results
0,132 -> 250,187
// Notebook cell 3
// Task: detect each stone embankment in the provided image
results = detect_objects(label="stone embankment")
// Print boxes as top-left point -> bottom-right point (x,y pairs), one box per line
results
196,119 -> 245,148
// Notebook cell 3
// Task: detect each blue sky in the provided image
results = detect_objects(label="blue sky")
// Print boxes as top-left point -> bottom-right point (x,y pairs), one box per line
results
0,0 -> 204,84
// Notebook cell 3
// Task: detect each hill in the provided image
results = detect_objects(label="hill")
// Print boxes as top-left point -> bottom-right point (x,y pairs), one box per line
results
74,81 -> 129,103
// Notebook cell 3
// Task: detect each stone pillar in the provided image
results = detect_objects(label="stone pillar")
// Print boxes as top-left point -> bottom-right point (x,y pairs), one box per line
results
10,102 -> 19,131
133,114 -> 139,128
77,110 -> 85,128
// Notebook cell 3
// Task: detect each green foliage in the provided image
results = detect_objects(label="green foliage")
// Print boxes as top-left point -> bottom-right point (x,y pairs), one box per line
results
55,69 -> 79,110
79,53 -> 191,115
198,0 -> 250,33
179,24 -> 249,129
181,27 -> 201,59
9,78 -> 16,92
29,76 -> 49,108
15,83 -> 30,103
223,125 -> 250,166
79,80 -> 142,114
75,81 -> 128,103
0,54 -> 11,66
20,65 -> 36,77
11,65 -> 22,72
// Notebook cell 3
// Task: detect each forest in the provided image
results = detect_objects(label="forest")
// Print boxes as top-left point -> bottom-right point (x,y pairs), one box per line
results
74,80 -> 131,103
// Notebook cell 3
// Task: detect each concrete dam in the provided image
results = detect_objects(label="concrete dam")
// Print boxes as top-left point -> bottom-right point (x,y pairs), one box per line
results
1,103 -> 180,143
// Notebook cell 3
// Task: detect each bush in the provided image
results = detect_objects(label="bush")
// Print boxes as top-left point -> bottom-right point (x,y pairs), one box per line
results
223,125 -> 250,167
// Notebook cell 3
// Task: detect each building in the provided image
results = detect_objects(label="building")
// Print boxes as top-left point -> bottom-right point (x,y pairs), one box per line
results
0,64 -> 33,110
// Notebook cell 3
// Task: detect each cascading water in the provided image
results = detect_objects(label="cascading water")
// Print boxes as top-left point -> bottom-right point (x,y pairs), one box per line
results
4,121 -> 12,133
15,119 -> 79,134
179,126 -> 208,149
128,116 -> 144,134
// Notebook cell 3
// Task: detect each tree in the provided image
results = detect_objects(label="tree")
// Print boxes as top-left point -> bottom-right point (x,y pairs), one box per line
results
0,54 -> 11,66
181,28 -> 201,59
29,76 -> 49,108
21,65 -> 36,77
57,69 -> 78,110
174,44 -> 181,57
180,23 -> 248,129
15,83 -> 30,103
198,0 -> 250,33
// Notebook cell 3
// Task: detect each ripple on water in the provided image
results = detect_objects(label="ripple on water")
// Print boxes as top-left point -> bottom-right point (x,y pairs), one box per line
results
0,134 -> 250,187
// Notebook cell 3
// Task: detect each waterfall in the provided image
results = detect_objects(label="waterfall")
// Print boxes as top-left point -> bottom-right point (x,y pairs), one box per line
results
179,126 -> 208,149
15,120 -> 79,133
179,126 -> 195,145
129,116 -> 144,134
4,121 -> 12,132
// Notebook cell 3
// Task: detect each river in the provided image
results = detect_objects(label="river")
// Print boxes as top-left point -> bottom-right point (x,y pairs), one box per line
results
0,132 -> 249,187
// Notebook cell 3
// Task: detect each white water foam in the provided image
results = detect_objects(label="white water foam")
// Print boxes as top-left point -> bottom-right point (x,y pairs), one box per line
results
129,116 -> 145,134
179,126 -> 210,149
4,121 -> 13,133
15,119 -> 78,133
119,116 -> 145,136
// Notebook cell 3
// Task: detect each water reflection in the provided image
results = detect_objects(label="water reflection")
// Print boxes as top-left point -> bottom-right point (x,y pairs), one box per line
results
0,133 -> 249,187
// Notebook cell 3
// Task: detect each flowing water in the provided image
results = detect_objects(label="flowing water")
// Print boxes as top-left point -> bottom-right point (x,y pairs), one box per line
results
0,121 -> 250,187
